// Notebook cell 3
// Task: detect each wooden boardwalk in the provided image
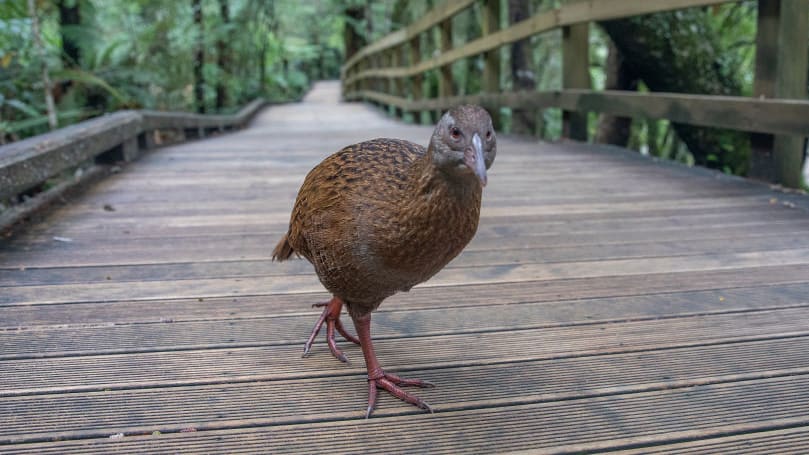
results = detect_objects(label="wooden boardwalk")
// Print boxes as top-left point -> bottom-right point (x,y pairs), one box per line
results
2,81 -> 809,453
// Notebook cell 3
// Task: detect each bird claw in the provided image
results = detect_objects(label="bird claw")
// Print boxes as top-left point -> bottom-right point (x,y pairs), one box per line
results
302,298 -> 359,363
365,371 -> 435,418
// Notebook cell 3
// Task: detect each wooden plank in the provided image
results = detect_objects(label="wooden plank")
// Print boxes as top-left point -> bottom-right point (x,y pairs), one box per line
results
8,197 -> 806,243
4,218 -> 807,269
615,426 -> 809,454
13,202 -> 805,242
5,376 -> 809,453
12,189 -> 779,220
2,306 -> 809,396
45,214 -> 807,270
4,230 -> 809,301
560,89 -> 809,137
3,267 -> 808,329
353,89 -> 809,136
3,281 -> 808,359
5,221 -> 808,287
1,337 -> 808,445
3,246 -> 809,305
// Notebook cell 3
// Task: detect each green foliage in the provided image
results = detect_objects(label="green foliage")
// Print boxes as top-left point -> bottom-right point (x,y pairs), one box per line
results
0,0 -> 351,141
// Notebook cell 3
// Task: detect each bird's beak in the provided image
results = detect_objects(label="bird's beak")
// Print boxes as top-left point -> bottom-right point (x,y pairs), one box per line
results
465,133 -> 488,187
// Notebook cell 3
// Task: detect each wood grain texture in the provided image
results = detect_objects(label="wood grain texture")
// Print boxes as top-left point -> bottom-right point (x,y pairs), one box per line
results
350,88 -> 809,137
343,0 -> 731,83
2,81 -> 809,452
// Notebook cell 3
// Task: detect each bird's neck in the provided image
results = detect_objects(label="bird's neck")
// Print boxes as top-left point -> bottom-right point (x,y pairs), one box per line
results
409,150 -> 482,206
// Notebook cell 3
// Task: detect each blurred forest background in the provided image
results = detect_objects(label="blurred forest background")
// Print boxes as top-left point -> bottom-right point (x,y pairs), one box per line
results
1,0 -> 800,181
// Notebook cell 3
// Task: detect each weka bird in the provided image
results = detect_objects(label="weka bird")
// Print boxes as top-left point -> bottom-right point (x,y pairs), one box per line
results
273,105 -> 496,417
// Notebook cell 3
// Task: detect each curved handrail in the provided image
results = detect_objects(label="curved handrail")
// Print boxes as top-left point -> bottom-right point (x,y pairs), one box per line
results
0,99 -> 267,202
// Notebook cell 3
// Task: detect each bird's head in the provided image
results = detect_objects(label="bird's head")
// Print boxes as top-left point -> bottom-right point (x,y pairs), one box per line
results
429,105 -> 496,187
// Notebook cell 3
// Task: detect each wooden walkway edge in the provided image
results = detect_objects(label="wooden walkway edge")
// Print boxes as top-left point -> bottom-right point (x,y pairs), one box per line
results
2,81 -> 809,454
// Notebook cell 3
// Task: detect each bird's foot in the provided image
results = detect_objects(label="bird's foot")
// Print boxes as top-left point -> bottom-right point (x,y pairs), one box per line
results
302,297 -> 360,363
366,368 -> 435,418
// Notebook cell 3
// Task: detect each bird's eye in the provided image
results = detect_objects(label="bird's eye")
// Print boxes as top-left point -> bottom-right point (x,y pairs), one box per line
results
486,130 -> 492,140
450,127 -> 461,140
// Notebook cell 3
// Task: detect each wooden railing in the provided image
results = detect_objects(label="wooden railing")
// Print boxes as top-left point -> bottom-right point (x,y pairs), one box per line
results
0,99 -> 267,233
341,0 -> 809,188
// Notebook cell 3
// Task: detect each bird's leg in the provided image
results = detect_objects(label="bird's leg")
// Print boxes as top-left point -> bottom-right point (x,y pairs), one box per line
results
351,313 -> 435,418
303,296 -> 360,363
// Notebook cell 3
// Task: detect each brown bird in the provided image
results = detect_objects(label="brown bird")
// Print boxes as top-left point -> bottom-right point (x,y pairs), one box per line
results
273,105 -> 496,417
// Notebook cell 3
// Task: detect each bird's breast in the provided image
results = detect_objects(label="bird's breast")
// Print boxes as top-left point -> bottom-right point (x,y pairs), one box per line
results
365,180 -> 482,289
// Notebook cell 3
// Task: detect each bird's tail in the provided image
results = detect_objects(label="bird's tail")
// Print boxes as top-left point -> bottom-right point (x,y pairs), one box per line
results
272,234 -> 295,262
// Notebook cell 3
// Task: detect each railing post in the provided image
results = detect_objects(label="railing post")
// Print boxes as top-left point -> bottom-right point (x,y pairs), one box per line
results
751,0 -> 808,187
409,36 -> 425,124
347,64 -> 357,100
359,58 -> 369,102
352,66 -> 359,100
380,50 -> 391,113
482,0 -> 501,130
509,0 -> 537,136
371,54 -> 381,108
390,46 -> 403,118
562,23 -> 590,142
397,45 -> 407,118
438,18 -> 455,120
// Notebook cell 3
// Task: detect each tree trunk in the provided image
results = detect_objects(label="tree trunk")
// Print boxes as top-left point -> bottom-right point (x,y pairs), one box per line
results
28,0 -> 58,130
509,0 -> 536,135
600,11 -> 750,174
343,4 -> 366,61
391,0 -> 408,31
216,0 -> 230,110
192,0 -> 205,113
259,42 -> 267,93
57,0 -> 81,67
595,40 -> 637,147
260,2 -> 276,95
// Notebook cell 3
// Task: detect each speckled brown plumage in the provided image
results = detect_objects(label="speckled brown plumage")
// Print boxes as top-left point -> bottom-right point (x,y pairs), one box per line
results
277,137 -> 480,317
273,104 -> 496,417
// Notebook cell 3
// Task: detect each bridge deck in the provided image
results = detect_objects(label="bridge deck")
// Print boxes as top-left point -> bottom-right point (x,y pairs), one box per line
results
2,81 -> 809,454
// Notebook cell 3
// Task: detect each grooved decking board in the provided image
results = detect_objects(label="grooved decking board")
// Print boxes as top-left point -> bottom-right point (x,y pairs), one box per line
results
4,376 -> 809,454
2,306 -> 808,396
5,220 -> 808,268
614,426 -> 809,454
1,337 -> 808,444
2,81 -> 809,453
3,265 -> 809,328
8,205 -> 806,250
3,248 -> 809,305
5,232 -> 809,287
15,203 -> 798,241
3,283 -> 809,359
1,221 -> 809,271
